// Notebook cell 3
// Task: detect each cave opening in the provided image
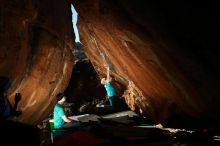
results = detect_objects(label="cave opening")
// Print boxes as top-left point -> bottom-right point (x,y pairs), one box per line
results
64,4 -> 129,116
1,0 -> 220,145
71,4 -> 80,43
65,4 -> 106,114
70,4 -> 88,63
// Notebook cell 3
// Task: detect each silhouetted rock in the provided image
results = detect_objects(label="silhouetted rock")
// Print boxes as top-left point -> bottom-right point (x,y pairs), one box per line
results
0,120 -> 40,146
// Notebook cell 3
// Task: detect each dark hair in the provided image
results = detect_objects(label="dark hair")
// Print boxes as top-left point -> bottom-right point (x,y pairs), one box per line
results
0,76 -> 12,93
56,93 -> 64,101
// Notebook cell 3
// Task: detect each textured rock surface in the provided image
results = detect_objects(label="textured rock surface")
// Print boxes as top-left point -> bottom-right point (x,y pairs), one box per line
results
1,0 -> 219,126
73,0 -> 219,123
0,0 -> 74,124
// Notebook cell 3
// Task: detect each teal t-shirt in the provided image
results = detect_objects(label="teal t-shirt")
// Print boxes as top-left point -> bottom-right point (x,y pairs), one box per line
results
53,104 -> 65,129
104,82 -> 115,97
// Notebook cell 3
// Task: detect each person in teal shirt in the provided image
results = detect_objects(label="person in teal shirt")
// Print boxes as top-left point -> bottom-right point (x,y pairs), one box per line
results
96,66 -> 116,109
98,77 -> 116,109
53,93 -> 79,129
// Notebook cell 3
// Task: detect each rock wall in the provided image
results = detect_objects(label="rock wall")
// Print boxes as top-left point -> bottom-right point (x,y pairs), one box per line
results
73,0 -> 219,123
1,0 -> 219,126
0,0 -> 74,124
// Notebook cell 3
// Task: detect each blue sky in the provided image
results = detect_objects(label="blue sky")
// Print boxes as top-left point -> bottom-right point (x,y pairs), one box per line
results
71,4 -> 80,43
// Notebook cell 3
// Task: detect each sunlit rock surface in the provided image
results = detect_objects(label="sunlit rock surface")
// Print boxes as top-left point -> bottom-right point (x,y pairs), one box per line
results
73,0 -> 219,123
0,0 -> 74,124
0,0 -> 219,127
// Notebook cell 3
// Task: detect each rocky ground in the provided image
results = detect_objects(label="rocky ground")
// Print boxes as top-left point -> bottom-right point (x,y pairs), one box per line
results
37,104 -> 220,146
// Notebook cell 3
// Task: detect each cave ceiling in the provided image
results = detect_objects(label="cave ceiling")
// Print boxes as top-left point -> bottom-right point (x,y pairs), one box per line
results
0,0 -> 219,125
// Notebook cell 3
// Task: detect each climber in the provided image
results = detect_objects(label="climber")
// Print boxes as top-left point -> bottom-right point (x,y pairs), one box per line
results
0,76 -> 22,120
96,66 -> 116,110
53,93 -> 80,129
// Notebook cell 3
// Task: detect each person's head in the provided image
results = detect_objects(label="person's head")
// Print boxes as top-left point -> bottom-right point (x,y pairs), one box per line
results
56,93 -> 66,104
101,78 -> 106,85
0,76 -> 12,97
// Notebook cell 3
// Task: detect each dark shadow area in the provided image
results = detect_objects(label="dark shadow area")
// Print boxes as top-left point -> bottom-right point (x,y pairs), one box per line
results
64,60 -> 129,116
118,0 -> 220,115
72,42 -> 89,63
47,112 -> 220,146
0,76 -> 40,145
0,120 -> 40,146
64,61 -> 106,114
162,114 -> 220,136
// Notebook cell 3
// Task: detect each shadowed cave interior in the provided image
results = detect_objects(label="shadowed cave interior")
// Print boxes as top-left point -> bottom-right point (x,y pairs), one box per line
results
0,0 -> 220,146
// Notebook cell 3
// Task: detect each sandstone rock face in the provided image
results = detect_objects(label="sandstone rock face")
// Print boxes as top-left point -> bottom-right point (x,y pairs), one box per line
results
73,0 -> 219,123
1,0 -> 219,126
0,0 -> 74,124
